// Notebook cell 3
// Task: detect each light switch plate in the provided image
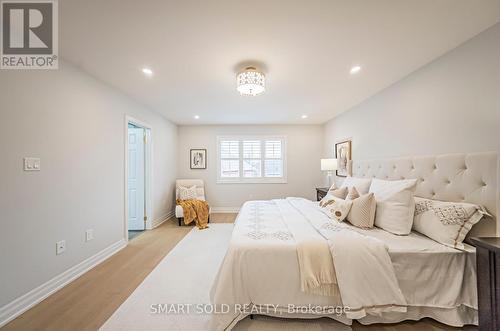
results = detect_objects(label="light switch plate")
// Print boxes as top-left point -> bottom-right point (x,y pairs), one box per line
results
24,157 -> 41,171
85,229 -> 94,242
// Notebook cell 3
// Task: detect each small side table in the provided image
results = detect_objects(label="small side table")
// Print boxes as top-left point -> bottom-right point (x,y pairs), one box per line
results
315,187 -> 329,201
470,237 -> 500,331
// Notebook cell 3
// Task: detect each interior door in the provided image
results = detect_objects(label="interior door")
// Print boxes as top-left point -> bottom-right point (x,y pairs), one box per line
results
128,127 -> 145,231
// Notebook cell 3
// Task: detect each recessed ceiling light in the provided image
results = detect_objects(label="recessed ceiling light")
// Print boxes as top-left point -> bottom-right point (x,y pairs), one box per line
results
301,115 -> 308,119
142,67 -> 153,77
350,65 -> 362,74
194,115 -> 200,119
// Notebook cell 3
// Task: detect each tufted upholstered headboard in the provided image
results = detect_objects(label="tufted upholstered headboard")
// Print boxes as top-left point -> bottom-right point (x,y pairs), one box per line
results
350,152 -> 498,237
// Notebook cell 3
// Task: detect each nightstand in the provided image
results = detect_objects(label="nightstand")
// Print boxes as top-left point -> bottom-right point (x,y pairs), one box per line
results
315,187 -> 329,201
470,237 -> 500,331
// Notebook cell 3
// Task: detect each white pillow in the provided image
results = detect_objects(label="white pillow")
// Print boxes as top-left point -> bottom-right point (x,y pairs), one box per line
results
179,185 -> 197,200
340,176 -> 372,194
369,178 -> 417,235
413,197 -> 489,249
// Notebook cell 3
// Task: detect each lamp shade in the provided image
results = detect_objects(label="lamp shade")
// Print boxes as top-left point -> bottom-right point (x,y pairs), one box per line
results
321,158 -> 338,171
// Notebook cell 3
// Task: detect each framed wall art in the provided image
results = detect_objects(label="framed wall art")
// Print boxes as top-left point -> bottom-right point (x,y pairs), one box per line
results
190,149 -> 207,169
335,140 -> 351,177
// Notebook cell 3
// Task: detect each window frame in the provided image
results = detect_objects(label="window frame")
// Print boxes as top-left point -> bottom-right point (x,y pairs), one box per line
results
217,135 -> 287,184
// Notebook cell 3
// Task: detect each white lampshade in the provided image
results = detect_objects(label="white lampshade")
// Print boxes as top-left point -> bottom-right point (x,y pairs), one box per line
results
321,158 -> 338,171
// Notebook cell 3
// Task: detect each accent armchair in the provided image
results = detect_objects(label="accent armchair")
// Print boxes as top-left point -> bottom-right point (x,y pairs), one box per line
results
175,179 -> 211,226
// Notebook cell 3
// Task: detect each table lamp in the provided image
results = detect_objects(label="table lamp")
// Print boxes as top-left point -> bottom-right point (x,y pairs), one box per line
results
321,158 -> 338,188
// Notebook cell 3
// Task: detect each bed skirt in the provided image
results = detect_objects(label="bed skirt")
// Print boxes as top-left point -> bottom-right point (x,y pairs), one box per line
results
241,304 -> 477,328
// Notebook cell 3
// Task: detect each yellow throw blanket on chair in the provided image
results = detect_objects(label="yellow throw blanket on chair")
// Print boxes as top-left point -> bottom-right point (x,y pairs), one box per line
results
176,199 -> 210,229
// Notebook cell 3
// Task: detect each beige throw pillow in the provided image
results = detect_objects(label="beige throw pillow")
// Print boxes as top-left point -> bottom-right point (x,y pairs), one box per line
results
346,193 -> 377,229
346,186 -> 360,200
328,186 -> 348,199
321,188 -> 376,228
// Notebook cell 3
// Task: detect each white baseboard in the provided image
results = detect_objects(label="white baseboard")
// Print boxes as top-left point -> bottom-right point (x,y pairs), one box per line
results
211,207 -> 240,213
0,239 -> 127,328
152,210 -> 174,228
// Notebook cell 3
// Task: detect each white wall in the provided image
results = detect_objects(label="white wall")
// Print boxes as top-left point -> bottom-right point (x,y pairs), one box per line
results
323,23 -> 500,160
323,23 -> 500,233
177,125 -> 324,209
0,61 -> 177,307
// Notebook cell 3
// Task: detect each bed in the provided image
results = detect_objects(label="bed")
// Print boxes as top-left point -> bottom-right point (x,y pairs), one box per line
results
209,152 -> 498,331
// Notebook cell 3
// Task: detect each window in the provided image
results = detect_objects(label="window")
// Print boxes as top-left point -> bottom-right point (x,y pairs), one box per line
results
217,136 -> 286,183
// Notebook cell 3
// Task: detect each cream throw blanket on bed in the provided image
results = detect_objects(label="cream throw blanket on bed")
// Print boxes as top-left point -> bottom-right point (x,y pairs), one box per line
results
275,200 -> 339,297
286,197 -> 407,319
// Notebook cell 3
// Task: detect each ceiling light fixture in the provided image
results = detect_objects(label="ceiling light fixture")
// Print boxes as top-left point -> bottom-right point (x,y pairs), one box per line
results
301,115 -> 308,119
350,65 -> 362,74
236,66 -> 265,96
194,115 -> 200,119
142,67 -> 153,77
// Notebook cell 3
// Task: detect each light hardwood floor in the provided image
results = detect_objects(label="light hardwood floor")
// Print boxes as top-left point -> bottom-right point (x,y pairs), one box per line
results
2,214 -> 476,331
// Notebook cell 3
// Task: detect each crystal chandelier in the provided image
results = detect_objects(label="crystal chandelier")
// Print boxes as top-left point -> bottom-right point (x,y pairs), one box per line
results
236,66 -> 265,96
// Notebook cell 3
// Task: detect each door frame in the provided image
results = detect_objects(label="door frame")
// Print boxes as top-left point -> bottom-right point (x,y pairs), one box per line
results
124,115 -> 153,242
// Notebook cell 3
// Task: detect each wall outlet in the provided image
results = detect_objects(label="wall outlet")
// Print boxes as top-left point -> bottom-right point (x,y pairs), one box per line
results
56,240 -> 66,255
24,157 -> 41,171
85,229 -> 94,242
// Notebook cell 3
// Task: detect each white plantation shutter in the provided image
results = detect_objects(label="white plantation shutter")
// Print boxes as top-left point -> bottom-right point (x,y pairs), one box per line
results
242,140 -> 261,158
264,140 -> 283,177
265,140 -> 282,159
218,136 -> 286,183
243,140 -> 261,177
220,140 -> 239,158
219,140 -> 240,177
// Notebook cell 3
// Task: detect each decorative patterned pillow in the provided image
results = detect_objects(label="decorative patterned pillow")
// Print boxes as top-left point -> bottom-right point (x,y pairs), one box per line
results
179,185 -> 197,200
319,194 -> 335,207
413,197 -> 489,249
346,193 -> 377,229
320,197 -> 353,222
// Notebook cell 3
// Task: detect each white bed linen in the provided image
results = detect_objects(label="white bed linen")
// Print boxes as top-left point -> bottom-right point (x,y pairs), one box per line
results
275,199 -> 338,297
209,199 -> 477,331
281,198 -> 407,318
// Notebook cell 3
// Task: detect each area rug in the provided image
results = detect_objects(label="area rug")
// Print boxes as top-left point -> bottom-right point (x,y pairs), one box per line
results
100,224 -> 351,331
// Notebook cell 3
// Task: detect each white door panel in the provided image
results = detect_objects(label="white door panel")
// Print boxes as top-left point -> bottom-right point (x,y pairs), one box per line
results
128,127 -> 145,230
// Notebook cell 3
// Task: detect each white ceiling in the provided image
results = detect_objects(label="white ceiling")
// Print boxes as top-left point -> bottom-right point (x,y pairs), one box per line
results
60,0 -> 500,125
